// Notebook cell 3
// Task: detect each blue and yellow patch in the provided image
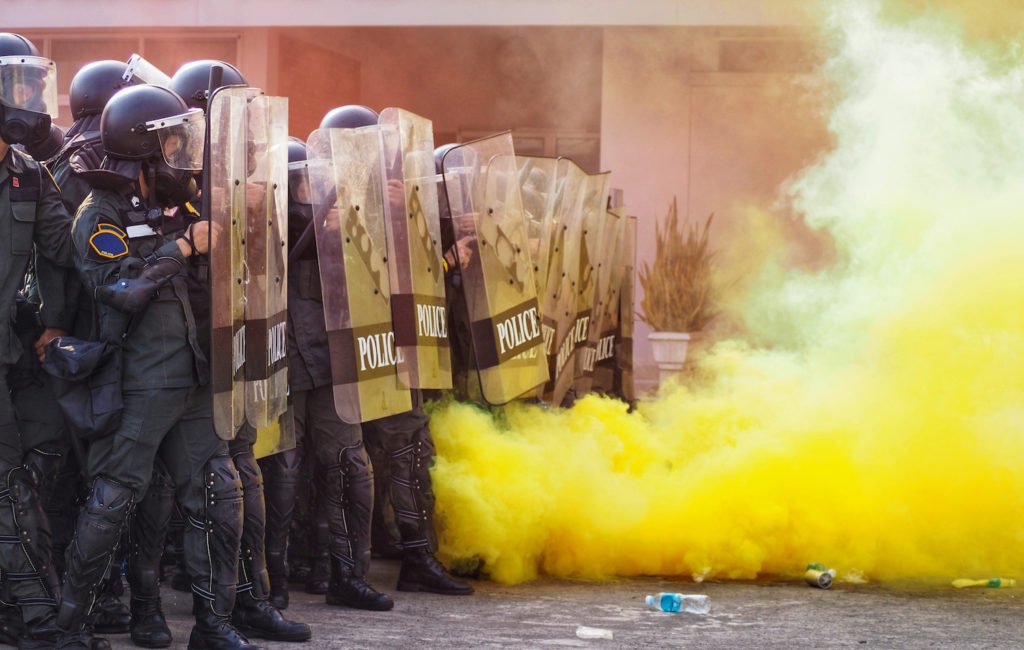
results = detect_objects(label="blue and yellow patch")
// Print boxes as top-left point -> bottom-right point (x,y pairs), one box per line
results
89,223 -> 129,260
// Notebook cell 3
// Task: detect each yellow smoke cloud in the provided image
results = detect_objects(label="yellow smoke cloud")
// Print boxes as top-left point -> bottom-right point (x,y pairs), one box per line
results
428,0 -> 1024,585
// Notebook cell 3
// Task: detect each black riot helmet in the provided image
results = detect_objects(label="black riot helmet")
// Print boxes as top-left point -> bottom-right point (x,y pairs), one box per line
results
100,84 -> 204,203
433,142 -> 458,175
170,59 -> 246,111
0,33 -> 38,57
0,33 -> 58,146
319,105 -> 378,130
287,136 -> 307,165
69,60 -> 140,120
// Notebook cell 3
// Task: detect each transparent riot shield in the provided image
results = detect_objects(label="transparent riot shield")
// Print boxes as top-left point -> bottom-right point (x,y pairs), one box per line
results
544,158 -> 588,405
439,132 -> 548,405
307,126 -> 412,423
569,171 -> 611,399
379,108 -> 451,390
515,156 -> 562,301
512,155 -> 577,405
208,86 -> 248,440
589,205 -> 627,395
616,216 -> 638,402
244,91 -> 294,457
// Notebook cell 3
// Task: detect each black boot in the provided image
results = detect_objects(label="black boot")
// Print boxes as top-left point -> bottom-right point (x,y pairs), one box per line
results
231,593 -> 310,642
397,548 -> 474,595
91,587 -> 131,634
364,435 -> 403,561
184,455 -> 251,650
128,459 -> 175,647
304,548 -> 329,595
55,478 -> 134,650
230,448 -> 309,643
325,556 -> 393,611
188,596 -> 261,650
0,605 -> 23,646
259,449 -> 299,611
129,598 -> 172,648
384,420 -> 473,596
53,628 -> 111,650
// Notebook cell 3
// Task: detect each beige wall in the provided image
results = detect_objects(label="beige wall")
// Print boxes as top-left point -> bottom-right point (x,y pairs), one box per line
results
600,26 -> 830,387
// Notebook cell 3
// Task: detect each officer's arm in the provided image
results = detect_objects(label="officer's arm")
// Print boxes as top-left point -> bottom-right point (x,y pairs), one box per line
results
33,166 -> 76,268
34,254 -> 76,332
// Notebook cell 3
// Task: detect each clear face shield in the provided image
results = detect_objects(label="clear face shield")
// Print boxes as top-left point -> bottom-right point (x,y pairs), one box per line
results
145,109 -> 206,171
123,54 -> 172,88
0,55 -> 58,118
288,159 -> 322,205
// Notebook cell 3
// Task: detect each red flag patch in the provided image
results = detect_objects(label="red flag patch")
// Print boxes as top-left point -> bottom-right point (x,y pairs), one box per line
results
11,177 -> 19,188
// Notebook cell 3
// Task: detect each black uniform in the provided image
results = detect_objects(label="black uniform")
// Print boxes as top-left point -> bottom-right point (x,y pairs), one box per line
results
55,187 -> 245,643
0,146 -> 76,645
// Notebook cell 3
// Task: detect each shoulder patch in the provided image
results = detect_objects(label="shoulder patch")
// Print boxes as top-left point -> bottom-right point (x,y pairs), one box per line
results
89,222 -> 129,260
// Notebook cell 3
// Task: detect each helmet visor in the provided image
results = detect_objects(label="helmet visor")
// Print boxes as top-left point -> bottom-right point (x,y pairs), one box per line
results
287,159 -> 325,205
0,56 -> 58,118
146,109 -> 206,170
123,54 -> 172,87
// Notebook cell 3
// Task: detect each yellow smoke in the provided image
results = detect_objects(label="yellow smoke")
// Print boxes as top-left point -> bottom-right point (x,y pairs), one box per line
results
429,0 -> 1024,585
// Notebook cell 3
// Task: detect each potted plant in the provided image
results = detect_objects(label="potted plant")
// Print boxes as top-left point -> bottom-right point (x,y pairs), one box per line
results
638,197 -> 717,383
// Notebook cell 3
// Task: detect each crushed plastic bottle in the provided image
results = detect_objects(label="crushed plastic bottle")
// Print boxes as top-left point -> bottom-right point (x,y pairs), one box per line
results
644,592 -> 711,614
575,626 -> 614,640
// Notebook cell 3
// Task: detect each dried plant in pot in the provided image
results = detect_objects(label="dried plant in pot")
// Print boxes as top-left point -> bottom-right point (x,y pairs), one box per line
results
638,197 -> 717,382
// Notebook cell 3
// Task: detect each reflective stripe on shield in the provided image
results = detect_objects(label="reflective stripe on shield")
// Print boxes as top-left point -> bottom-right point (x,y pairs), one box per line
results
209,86 -> 247,440
307,126 -> 412,423
244,91 -> 294,457
440,132 -> 548,405
379,108 -> 451,390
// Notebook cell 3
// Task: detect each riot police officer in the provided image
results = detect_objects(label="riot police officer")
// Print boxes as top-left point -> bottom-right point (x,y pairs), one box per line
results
168,59 -> 310,644
294,105 -> 472,610
0,32 -> 82,649
42,57 -> 149,644
53,83 -> 257,650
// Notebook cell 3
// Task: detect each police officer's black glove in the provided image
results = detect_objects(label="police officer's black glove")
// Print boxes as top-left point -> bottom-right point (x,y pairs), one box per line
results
95,256 -> 184,314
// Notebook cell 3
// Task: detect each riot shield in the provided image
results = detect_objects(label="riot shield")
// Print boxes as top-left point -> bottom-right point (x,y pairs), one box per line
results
544,158 -> 588,405
615,215 -> 638,402
439,132 -> 548,405
569,171 -> 611,399
208,85 -> 248,440
243,91 -> 294,457
589,205 -> 627,395
515,156 -> 562,301
378,108 -> 451,390
515,155 -> 572,401
307,126 -> 412,423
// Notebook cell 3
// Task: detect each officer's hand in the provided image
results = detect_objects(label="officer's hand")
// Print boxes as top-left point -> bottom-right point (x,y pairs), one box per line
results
246,182 -> 266,213
456,236 -> 474,269
35,328 -> 66,363
387,179 -> 405,214
179,221 -> 221,256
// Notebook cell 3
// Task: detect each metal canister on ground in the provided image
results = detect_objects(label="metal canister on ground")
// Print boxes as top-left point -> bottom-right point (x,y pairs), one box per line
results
805,563 -> 836,589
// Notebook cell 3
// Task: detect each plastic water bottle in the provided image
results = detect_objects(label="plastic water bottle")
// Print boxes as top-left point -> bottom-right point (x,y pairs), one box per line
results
644,592 -> 711,614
